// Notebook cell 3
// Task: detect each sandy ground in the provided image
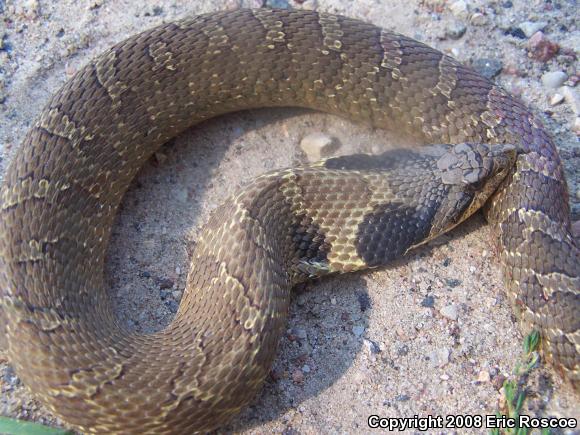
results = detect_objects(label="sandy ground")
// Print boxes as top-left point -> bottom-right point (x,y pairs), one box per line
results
0,0 -> 578,433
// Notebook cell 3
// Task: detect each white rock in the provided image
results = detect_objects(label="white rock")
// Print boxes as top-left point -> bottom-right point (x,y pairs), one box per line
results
518,21 -> 548,38
549,93 -> 565,106
477,369 -> 491,383
440,304 -> 459,321
470,12 -> 488,26
300,132 -> 336,161
541,71 -> 568,89
449,0 -> 469,19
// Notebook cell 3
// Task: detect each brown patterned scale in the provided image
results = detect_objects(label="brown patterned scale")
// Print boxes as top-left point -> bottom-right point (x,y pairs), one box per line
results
0,8 -> 577,434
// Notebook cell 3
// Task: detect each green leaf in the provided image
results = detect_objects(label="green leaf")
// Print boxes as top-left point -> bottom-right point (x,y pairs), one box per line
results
523,330 -> 540,354
0,417 -> 73,435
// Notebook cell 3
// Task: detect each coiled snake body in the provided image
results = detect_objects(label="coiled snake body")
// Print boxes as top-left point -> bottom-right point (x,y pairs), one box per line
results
0,8 -> 578,434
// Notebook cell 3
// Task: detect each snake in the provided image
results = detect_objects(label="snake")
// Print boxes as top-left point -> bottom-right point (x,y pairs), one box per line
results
0,8 -> 578,434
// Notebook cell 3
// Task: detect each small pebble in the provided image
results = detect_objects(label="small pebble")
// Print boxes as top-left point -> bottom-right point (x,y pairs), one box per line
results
300,132 -> 337,161
518,21 -> 548,38
364,339 -> 381,354
472,58 -> 503,79
88,0 -> 104,9
446,21 -> 467,40
421,295 -> 435,308
504,27 -> 526,39
470,13 -> 488,26
541,71 -> 568,89
445,278 -> 462,288
440,373 -> 450,381
477,369 -> 491,383
549,93 -> 565,106
527,32 -> 559,62
440,304 -> 459,321
352,325 -> 365,337
395,394 -> 410,402
449,0 -> 469,20
302,364 -> 311,373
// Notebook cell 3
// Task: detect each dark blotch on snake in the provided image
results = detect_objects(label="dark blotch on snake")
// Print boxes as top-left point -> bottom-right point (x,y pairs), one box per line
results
355,202 -> 436,267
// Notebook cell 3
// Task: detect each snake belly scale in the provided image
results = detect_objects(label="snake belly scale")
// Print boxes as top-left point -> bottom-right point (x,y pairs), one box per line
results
0,8 -> 578,434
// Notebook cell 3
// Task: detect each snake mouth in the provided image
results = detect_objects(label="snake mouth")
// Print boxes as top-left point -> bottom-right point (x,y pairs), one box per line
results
414,143 -> 519,246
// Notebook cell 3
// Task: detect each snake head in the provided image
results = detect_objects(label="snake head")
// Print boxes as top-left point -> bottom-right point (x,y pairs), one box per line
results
436,143 -> 517,188
430,142 -> 517,235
